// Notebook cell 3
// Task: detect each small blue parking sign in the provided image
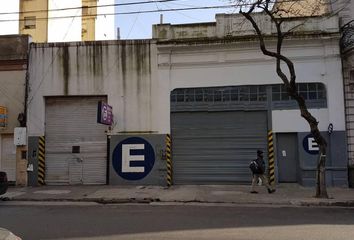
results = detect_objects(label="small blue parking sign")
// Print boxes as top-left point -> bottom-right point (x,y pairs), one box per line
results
303,134 -> 320,155
112,137 -> 155,181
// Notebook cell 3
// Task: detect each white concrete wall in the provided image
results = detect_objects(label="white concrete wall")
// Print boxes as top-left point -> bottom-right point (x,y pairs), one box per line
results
157,37 -> 345,133
27,32 -> 345,138
0,0 -> 19,35
47,0 -> 82,42
272,109 -> 329,132
96,0 -> 115,40
27,41 -> 161,136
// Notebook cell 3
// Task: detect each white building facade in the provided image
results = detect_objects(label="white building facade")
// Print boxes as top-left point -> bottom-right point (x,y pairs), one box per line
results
26,13 -> 348,186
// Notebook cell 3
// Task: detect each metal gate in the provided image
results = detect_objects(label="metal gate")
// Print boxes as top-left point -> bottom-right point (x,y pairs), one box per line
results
277,133 -> 298,182
0,134 -> 16,182
171,111 -> 268,184
45,96 -> 107,185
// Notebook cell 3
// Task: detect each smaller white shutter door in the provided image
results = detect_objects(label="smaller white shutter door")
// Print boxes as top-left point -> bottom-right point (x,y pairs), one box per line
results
1,135 -> 16,182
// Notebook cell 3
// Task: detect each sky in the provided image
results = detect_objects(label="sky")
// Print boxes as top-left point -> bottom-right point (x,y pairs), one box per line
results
114,0 -> 236,39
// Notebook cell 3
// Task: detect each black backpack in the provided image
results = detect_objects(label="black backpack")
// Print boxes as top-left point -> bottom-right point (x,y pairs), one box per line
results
249,160 -> 259,174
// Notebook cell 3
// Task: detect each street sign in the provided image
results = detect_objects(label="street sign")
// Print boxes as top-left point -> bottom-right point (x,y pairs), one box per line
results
112,137 -> 155,181
303,134 -> 319,155
97,101 -> 113,125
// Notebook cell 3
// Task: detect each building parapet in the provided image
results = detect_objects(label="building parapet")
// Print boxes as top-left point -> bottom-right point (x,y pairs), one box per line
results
153,13 -> 339,40
0,35 -> 30,61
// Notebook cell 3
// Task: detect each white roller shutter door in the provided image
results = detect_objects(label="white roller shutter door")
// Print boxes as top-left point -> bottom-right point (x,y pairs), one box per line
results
0,134 -> 16,182
45,96 -> 107,185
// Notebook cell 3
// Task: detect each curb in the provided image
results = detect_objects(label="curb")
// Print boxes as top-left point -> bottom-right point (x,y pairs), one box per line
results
297,200 -> 354,207
2,197 -> 354,207
1,197 -> 159,204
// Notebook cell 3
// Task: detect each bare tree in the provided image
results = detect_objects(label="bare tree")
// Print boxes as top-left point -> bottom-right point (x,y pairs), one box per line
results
226,0 -> 334,198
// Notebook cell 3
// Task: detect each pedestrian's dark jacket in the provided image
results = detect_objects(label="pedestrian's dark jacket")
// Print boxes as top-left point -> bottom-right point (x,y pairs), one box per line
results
255,157 -> 265,174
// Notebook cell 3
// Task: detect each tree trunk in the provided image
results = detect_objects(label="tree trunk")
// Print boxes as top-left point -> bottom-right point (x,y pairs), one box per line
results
240,6 -> 329,199
316,145 -> 328,198
291,90 -> 329,198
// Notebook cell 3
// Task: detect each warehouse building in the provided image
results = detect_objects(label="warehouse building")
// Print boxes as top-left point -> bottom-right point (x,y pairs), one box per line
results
26,13 -> 347,186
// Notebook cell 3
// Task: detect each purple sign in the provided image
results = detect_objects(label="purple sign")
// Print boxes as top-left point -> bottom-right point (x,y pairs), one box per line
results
97,101 -> 113,125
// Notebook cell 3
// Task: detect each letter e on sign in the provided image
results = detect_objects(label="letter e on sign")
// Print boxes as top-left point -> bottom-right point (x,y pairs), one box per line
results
308,137 -> 319,151
303,134 -> 320,155
113,137 -> 155,180
122,144 -> 145,173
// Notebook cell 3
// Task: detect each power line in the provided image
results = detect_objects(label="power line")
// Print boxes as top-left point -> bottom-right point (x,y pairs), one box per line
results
0,0 -> 184,16
0,0 -> 326,23
126,7 -> 143,39
160,1 -> 205,22
0,4 -> 248,23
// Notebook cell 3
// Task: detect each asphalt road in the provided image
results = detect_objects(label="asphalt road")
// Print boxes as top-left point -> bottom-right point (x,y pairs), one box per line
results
0,203 -> 353,240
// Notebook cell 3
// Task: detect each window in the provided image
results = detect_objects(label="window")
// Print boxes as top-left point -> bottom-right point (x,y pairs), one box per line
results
271,83 -> 326,101
258,86 -> 267,101
171,86 -> 268,103
250,86 -> 258,101
171,83 -> 326,104
24,16 -> 36,29
271,85 -> 281,101
239,87 -> 250,101
298,83 -> 308,100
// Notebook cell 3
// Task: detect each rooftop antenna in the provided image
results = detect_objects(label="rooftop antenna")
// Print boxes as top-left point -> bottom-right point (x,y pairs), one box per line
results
117,27 -> 120,40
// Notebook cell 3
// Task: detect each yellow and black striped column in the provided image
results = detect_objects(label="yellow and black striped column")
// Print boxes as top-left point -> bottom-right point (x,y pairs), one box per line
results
38,136 -> 46,185
166,134 -> 173,187
268,130 -> 275,186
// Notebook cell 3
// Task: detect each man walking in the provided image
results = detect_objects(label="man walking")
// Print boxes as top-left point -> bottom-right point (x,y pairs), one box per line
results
250,150 -> 275,194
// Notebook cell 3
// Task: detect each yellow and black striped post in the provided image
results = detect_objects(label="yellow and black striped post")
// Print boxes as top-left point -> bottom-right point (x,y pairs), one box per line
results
268,130 -> 275,186
166,134 -> 173,187
38,136 -> 46,185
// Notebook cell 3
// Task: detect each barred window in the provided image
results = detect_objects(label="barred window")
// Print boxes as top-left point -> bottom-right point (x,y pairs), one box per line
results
171,83 -> 326,104
271,83 -> 326,101
171,86 -> 268,103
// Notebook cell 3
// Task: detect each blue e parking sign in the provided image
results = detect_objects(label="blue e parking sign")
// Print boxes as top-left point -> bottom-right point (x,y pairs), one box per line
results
303,134 -> 320,155
112,137 -> 155,180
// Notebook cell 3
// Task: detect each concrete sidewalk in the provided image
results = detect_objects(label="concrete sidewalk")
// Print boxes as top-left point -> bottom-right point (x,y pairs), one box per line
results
1,184 -> 354,207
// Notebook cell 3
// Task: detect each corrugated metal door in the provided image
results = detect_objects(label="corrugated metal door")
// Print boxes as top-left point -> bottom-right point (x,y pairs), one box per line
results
0,134 -> 16,182
45,96 -> 107,185
171,111 -> 267,184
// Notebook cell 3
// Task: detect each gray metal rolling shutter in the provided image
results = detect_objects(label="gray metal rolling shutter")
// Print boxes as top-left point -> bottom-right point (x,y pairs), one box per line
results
45,96 -> 107,185
0,134 -> 16,182
171,111 -> 267,184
